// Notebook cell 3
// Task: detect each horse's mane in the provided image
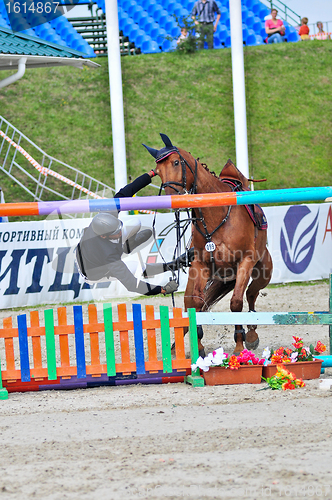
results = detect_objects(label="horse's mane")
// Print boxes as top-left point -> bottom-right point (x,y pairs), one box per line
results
180,148 -> 219,179
197,159 -> 218,179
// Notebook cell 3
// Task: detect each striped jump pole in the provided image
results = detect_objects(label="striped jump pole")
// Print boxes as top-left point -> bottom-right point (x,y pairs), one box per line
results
0,186 -> 331,216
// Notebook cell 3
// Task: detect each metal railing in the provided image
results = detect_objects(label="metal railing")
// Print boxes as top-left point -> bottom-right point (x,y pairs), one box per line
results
0,115 -> 115,217
261,0 -> 301,26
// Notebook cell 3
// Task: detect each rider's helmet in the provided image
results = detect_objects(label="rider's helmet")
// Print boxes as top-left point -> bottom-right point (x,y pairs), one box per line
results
91,212 -> 123,238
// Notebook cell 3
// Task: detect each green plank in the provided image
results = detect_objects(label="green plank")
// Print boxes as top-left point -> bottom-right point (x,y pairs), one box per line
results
103,304 -> 116,377
44,309 -> 57,381
159,306 -> 172,374
188,308 -> 201,377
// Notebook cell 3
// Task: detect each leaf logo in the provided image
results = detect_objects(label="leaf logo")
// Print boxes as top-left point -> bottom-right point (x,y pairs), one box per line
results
280,206 -> 319,274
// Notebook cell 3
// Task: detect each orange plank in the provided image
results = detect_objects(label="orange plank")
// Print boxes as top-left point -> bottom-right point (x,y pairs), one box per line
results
172,359 -> 191,370
30,311 -> 43,370
88,304 -> 101,367
173,308 -> 186,361
2,369 -> 21,381
0,327 -> 18,338
145,305 -> 158,363
57,307 -> 70,367
3,317 -> 15,371
117,304 -> 131,365
145,360 -> 163,371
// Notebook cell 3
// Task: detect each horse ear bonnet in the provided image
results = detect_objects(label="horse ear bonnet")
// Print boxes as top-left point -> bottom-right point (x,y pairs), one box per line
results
142,133 -> 179,162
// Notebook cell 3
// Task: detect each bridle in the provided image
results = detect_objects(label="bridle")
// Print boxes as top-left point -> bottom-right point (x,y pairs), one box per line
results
160,150 -> 198,195
159,150 -> 234,277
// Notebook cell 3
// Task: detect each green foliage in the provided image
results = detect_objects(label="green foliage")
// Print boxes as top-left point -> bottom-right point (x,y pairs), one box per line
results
174,14 -> 197,54
0,41 -> 331,208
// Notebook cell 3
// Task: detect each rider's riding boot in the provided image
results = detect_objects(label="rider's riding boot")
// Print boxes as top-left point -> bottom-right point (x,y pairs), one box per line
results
165,247 -> 195,270
123,229 -> 153,254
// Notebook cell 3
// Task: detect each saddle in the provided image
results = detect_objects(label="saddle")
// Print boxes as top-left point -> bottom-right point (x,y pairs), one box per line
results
219,159 -> 268,230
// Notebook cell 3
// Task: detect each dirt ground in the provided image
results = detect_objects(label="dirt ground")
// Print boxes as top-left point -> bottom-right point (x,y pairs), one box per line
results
1,282 -> 332,500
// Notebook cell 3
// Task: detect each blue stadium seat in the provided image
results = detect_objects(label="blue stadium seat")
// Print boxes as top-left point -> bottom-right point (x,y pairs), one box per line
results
213,34 -> 223,49
138,13 -> 152,30
143,40 -> 161,52
217,24 -> 228,42
133,8 -> 146,24
144,21 -> 160,36
242,24 -> 249,43
161,38 -> 177,51
135,29 -> 149,46
219,6 -> 228,24
121,17 -> 136,34
241,5 -> 249,22
254,34 -> 264,45
147,3 -> 159,16
224,32 -> 231,47
153,9 -> 169,23
155,27 -> 168,44
128,24 -> 140,40
252,16 -> 262,32
287,27 -> 300,43
245,11 -> 255,28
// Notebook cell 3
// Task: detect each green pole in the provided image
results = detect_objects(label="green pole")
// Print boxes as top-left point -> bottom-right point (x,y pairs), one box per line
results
184,308 -> 204,387
0,353 -> 8,400
103,304 -> 116,377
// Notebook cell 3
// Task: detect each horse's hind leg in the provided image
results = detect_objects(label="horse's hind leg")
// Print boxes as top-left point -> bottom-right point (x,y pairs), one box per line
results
245,249 -> 273,350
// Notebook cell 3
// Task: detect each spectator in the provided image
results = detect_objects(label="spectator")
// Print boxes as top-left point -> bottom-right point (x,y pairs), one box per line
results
76,171 -> 194,296
177,27 -> 188,44
191,0 -> 221,50
315,21 -> 329,40
298,17 -> 310,40
265,8 -> 285,44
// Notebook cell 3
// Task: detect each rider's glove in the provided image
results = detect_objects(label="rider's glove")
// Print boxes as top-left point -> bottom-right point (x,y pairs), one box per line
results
163,279 -> 179,294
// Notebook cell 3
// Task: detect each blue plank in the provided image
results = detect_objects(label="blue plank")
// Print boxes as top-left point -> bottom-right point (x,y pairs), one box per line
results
132,304 -> 146,375
17,314 -> 30,382
73,305 -> 86,379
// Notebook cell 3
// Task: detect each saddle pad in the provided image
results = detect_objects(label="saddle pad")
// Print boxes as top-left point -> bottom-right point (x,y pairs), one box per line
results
221,179 -> 268,230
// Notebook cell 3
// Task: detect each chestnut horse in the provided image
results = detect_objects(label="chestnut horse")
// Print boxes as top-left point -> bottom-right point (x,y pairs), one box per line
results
143,134 -> 273,355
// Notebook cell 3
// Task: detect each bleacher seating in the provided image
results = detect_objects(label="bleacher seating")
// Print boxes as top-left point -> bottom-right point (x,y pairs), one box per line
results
0,0 -> 300,56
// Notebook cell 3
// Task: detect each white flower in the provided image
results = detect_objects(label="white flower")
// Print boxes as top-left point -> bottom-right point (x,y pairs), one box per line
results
290,352 -> 298,362
210,347 -> 227,366
191,356 -> 212,372
262,347 -> 271,359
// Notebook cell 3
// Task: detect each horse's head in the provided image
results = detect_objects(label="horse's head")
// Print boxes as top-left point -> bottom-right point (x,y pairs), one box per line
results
142,133 -> 198,195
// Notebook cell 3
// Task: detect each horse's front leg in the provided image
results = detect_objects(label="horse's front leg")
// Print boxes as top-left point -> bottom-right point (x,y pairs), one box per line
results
184,261 -> 210,358
230,255 -> 255,355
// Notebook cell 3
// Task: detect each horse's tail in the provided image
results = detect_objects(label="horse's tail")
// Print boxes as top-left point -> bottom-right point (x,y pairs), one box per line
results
202,279 -> 236,311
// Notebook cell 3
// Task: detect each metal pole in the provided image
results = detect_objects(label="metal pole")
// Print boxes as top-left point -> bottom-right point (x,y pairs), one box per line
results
105,0 -> 128,193
229,0 -> 249,178
330,273 -> 332,355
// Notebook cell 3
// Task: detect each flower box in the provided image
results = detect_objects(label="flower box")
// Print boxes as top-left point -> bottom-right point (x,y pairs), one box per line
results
262,359 -> 323,380
203,365 -> 263,386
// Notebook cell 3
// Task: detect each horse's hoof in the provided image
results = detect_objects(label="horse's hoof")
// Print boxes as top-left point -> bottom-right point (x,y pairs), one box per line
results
199,348 -> 206,358
245,337 -> 260,350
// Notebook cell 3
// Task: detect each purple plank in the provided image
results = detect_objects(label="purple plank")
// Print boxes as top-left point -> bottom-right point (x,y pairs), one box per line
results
38,200 -> 90,215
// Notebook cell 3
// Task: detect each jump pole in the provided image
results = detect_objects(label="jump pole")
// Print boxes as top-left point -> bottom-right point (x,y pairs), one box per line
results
0,186 -> 331,216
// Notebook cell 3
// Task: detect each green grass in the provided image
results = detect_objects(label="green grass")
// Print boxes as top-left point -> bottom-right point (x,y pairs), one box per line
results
0,40 -> 331,206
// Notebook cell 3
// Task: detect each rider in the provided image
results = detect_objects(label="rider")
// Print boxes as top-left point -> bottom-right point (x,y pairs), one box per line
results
76,169 -> 194,296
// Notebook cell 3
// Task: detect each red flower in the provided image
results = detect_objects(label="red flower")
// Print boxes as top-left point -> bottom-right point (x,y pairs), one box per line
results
315,341 -> 326,353
292,336 -> 303,349
229,355 -> 240,370
282,381 -> 296,390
